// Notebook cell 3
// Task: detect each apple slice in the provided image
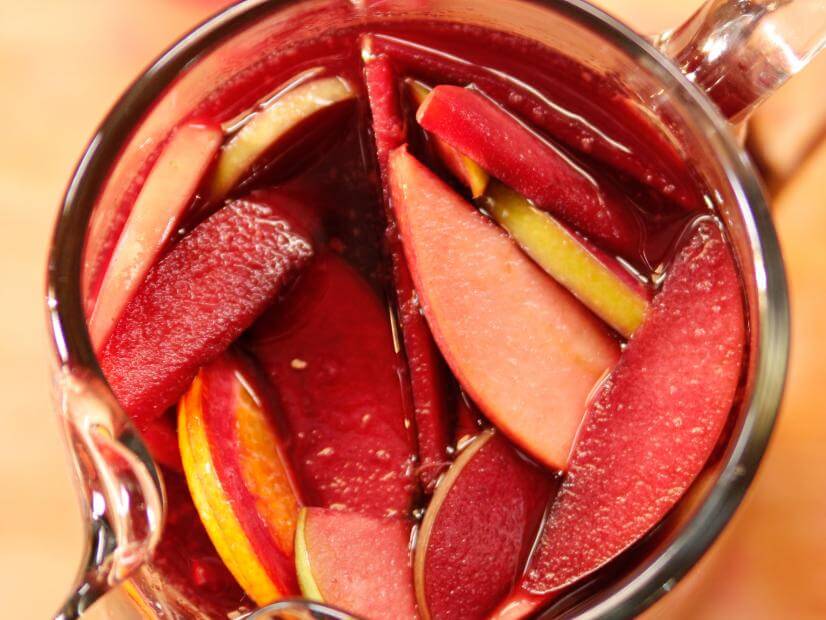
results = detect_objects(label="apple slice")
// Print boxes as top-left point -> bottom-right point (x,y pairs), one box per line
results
295,507 -> 417,619
367,33 -> 697,209
406,80 -> 489,198
494,222 -> 745,616
83,142 -> 165,315
417,85 -> 643,258
480,183 -> 649,338
454,396 -> 480,446
247,252 -> 417,517
88,123 -> 222,349
209,76 -> 356,201
362,44 -> 452,492
99,194 -> 314,430
414,429 -> 554,620
389,146 -> 619,470
179,353 -> 302,605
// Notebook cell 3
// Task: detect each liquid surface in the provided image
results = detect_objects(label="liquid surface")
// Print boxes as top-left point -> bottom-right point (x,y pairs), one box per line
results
87,17 -> 747,620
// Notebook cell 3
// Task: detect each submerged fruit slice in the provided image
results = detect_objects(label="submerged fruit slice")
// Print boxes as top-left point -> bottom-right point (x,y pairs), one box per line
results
414,430 -> 554,620
362,45 -> 452,492
389,147 -> 619,470
407,80 -> 489,198
179,354 -> 302,605
417,85 -> 642,257
152,469 -> 249,617
295,507 -> 417,619
141,412 -> 183,471
499,222 -> 745,614
89,123 -> 222,349
481,183 -> 649,338
99,196 -> 314,430
454,396 -> 480,446
210,76 -> 356,201
248,252 -> 417,517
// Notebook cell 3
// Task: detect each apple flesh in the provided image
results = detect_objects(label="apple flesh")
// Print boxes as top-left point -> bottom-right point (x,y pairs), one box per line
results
247,252 -> 418,517
414,429 -> 554,620
480,183 -> 650,338
406,80 -> 489,198
388,146 -> 619,471
295,507 -> 417,619
362,43 -> 452,492
88,123 -> 223,349
417,85 -> 643,258
99,194 -> 314,430
209,76 -> 356,201
494,222 -> 745,615
178,353 -> 302,605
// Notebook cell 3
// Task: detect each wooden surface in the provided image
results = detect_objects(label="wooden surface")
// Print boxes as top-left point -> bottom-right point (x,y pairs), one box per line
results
0,1 -> 822,618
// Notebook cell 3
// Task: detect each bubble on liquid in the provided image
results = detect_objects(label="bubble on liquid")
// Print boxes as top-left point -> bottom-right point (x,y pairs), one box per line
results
507,91 -> 525,106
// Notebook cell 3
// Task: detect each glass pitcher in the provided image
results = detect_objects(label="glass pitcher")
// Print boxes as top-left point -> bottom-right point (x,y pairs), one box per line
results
48,0 -> 824,617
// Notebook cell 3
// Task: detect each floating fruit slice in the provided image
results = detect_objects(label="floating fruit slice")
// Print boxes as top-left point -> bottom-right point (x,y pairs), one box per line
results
481,183 -> 649,338
209,76 -> 356,201
295,507 -> 417,619
362,43 -> 452,491
99,195 -> 314,430
414,429 -> 554,620
417,85 -> 642,257
83,142 -> 164,314
88,123 -> 222,349
495,222 -> 745,616
367,33 -> 697,208
406,80 -> 489,198
389,146 -> 619,470
247,252 -> 417,517
179,354 -> 302,605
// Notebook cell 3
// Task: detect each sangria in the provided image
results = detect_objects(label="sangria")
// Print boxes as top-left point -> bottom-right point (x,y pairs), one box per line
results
81,15 -> 748,620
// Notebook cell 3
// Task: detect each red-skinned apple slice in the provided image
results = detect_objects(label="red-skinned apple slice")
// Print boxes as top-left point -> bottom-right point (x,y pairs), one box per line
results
83,141 -> 164,315
362,42 -> 452,491
179,353 -> 302,605
412,94 -> 650,337
367,33 -> 697,209
99,195 -> 314,430
247,251 -> 417,517
480,183 -> 650,338
209,76 -> 356,201
406,79 -> 489,198
417,85 -> 642,258
88,123 -> 222,349
493,222 -> 745,617
295,507 -> 417,619
388,146 -> 619,470
454,396 -> 480,446
414,429 -> 554,620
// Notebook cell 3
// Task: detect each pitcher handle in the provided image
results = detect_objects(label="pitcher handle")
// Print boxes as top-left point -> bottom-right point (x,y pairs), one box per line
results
51,367 -> 165,620
655,0 -> 826,122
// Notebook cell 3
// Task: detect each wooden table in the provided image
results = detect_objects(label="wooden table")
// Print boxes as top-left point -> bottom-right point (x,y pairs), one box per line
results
0,1 -> 821,618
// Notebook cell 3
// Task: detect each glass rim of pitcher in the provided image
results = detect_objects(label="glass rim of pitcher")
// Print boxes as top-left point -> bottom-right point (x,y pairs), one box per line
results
46,0 -> 790,617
